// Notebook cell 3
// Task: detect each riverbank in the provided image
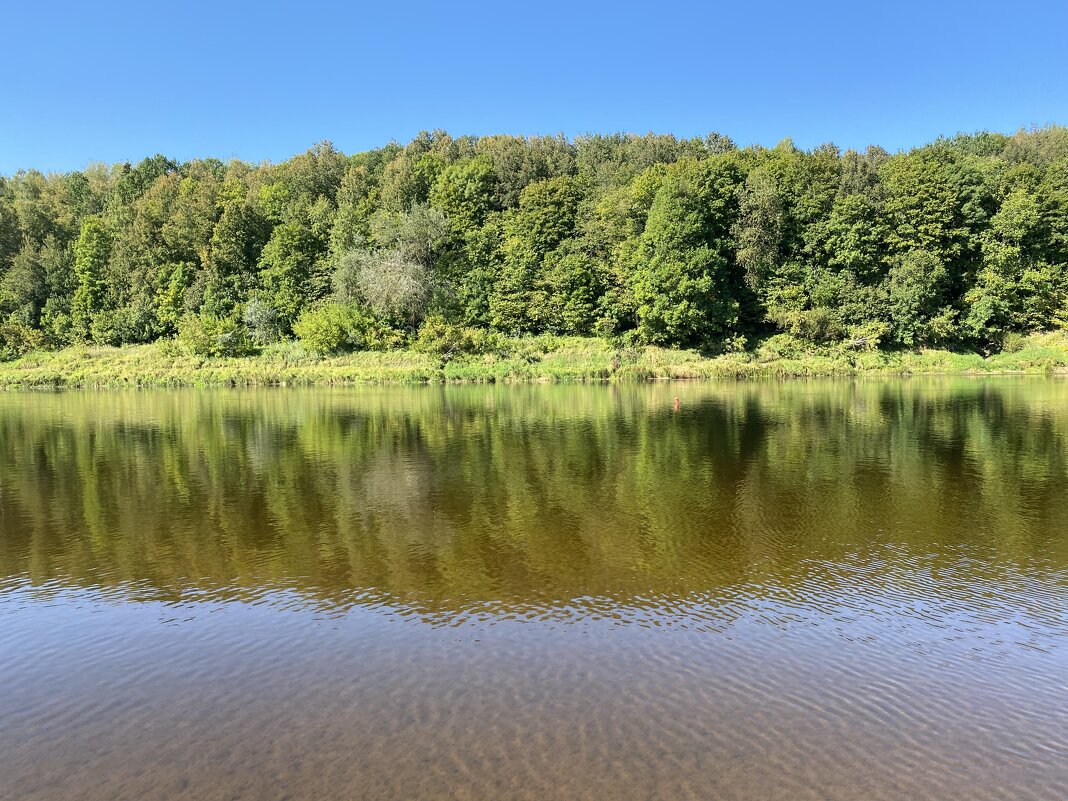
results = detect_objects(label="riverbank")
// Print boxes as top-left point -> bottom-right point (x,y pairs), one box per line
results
1,332 -> 1067,388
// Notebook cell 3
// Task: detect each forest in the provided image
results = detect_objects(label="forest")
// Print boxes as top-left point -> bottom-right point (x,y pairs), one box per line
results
1,126 -> 1067,361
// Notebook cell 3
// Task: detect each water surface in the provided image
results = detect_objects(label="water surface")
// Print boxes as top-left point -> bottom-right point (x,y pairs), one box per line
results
1,380 -> 1066,800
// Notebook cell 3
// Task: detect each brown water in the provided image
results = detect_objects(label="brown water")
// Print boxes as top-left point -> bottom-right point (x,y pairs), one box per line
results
0,380 -> 1065,801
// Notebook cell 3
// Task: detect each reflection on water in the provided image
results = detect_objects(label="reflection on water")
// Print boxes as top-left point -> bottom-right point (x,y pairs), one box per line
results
0,381 -> 1066,801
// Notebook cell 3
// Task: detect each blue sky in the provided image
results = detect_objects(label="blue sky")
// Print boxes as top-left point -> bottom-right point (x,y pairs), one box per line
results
3,0 -> 1066,173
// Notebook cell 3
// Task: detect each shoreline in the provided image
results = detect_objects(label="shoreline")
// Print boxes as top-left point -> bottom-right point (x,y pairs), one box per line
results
2,334 -> 1067,389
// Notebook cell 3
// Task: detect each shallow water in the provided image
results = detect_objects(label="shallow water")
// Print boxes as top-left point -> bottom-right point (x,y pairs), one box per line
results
0,380 -> 1066,801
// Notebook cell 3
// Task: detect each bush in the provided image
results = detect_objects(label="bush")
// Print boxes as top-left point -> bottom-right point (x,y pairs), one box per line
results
797,307 -> 845,342
0,316 -> 46,360
42,308 -> 73,347
755,333 -> 809,362
506,340 -> 545,364
413,316 -> 503,358
723,333 -> 748,354
293,303 -> 356,354
1056,303 -> 1068,332
1001,331 -> 1029,353
242,299 -> 283,345
333,247 -> 434,327
843,321 -> 890,352
176,314 -> 254,357
925,306 -> 961,346
364,324 -> 408,351
293,303 -> 404,355
88,310 -> 121,346
89,304 -> 156,346
113,303 -> 158,344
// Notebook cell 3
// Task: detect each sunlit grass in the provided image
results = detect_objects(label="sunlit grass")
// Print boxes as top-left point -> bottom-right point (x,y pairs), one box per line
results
1,332 -> 1067,389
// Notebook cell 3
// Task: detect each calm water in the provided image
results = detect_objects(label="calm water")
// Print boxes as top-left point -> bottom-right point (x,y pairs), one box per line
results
0,381 -> 1066,801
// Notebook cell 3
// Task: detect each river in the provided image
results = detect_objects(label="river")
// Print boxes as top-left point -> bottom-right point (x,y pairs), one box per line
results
1,380 -> 1065,800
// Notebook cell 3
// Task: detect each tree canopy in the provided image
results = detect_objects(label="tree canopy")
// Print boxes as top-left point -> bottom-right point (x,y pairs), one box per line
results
2,127 -> 1068,357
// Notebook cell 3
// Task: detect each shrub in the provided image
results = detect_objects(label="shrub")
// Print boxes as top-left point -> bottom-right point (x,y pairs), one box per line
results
88,310 -> 121,346
925,306 -> 961,346
755,333 -> 808,362
0,316 -> 46,360
609,346 -> 642,371
242,299 -> 283,345
363,324 -> 408,351
333,247 -> 434,327
89,304 -> 156,346
112,303 -> 158,344
506,340 -> 545,364
176,314 -> 254,357
723,333 -> 748,354
797,307 -> 845,342
1001,331 -> 1028,353
843,321 -> 890,352
293,303 -> 357,354
1056,303 -> 1068,332
413,316 -> 502,358
42,308 -> 73,347
293,303 -> 405,355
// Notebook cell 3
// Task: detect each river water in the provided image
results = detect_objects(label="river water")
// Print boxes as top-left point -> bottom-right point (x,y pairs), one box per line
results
0,380 -> 1065,800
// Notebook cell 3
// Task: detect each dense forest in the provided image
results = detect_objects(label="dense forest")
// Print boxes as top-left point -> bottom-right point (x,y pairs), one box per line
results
1,127 -> 1067,360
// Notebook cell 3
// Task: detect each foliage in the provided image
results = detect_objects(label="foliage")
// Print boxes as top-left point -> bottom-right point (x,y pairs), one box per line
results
292,302 -> 404,355
257,216 -> 326,330
0,315 -> 46,360
629,159 -> 742,345
337,248 -> 434,327
1,127 -> 1067,358
293,302 -> 363,354
413,315 -> 503,357
242,298 -> 283,345
71,216 -> 111,342
886,250 -> 955,346
176,313 -> 255,357
2,332 -> 1068,389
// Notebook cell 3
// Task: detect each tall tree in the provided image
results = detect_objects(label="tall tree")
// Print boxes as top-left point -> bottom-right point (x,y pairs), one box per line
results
629,159 -> 743,346
71,217 -> 111,341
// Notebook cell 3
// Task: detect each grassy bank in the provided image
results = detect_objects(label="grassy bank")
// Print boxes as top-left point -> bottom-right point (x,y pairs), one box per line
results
1,332 -> 1067,389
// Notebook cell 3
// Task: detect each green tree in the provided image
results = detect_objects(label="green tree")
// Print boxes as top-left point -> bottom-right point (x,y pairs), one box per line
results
257,218 -> 323,330
1,126 -> 1068,357
71,217 -> 111,341
1,246 -> 48,325
532,249 -> 605,334
886,250 -> 956,346
629,159 -> 743,346
429,156 -> 498,238
203,200 -> 268,317
490,176 -> 582,333
0,191 -> 21,275
966,188 -> 1066,339
474,134 -> 576,208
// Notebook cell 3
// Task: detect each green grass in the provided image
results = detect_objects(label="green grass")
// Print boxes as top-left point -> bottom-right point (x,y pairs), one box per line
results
2,332 -> 1067,389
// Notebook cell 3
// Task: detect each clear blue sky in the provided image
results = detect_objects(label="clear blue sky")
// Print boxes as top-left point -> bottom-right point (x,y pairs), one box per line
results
3,0 -> 1066,174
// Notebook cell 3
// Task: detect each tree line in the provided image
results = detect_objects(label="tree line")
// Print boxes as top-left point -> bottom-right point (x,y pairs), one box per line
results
1,127 -> 1067,358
